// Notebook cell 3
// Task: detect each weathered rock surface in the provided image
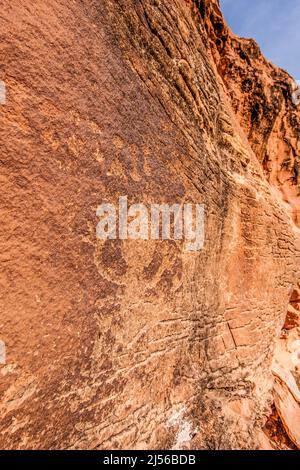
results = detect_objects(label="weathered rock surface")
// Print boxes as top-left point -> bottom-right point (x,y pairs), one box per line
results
273,364 -> 300,448
203,0 -> 300,226
271,283 -> 300,449
0,0 -> 300,449
284,304 -> 300,331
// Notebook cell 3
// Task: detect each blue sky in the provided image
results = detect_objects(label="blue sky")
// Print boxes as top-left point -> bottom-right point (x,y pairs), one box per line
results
220,0 -> 300,78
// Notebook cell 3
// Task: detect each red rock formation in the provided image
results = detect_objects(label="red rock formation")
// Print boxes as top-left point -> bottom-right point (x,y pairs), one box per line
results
0,0 -> 300,449
204,0 -> 300,226
203,0 -> 300,449
270,284 -> 300,449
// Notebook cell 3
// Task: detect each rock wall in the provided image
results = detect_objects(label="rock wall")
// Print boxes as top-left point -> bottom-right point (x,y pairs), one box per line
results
0,0 -> 299,449
203,0 -> 300,226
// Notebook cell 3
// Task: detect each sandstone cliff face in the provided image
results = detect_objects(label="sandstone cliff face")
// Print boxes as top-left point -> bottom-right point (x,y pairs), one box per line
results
0,0 -> 300,449
203,0 -> 300,226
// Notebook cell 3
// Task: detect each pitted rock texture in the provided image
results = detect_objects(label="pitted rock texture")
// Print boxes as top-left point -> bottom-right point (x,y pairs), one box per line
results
0,0 -> 300,449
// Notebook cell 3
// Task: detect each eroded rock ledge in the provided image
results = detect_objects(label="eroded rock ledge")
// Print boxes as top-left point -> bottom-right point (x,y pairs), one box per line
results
0,0 -> 300,449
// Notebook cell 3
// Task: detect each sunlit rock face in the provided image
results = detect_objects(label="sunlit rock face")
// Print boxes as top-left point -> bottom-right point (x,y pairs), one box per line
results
0,0 -> 299,449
